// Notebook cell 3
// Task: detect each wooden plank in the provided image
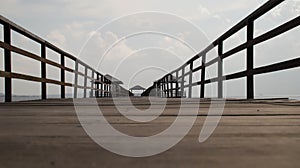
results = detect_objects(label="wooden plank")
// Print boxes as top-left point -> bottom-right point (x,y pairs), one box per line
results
0,98 -> 300,168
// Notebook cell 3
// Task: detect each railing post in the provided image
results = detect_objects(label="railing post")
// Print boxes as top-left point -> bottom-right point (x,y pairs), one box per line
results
200,53 -> 206,98
157,82 -> 160,97
103,80 -> 106,97
160,79 -> 163,97
160,81 -> 163,97
4,23 -> 12,102
188,62 -> 193,98
161,78 -> 165,97
101,77 -> 103,97
100,75 -> 103,97
154,82 -> 157,97
103,82 -> 105,97
218,41 -> 223,98
91,70 -> 95,98
74,61 -> 78,98
96,73 -> 100,98
41,43 -> 46,100
163,78 -> 166,97
60,54 -> 65,99
108,80 -> 111,97
166,77 -> 170,98
83,67 -> 88,98
107,80 -> 109,97
159,81 -> 162,97
180,67 -> 185,98
170,75 -> 174,98
175,71 -> 179,98
165,78 -> 168,97
104,79 -> 107,97
247,20 -> 254,99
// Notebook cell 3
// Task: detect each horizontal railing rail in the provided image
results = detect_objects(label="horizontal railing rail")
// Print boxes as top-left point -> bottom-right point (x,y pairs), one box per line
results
142,0 -> 300,99
0,15 -> 127,102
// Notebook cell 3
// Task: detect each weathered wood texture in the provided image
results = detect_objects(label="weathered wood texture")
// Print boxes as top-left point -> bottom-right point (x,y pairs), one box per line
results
0,98 -> 299,168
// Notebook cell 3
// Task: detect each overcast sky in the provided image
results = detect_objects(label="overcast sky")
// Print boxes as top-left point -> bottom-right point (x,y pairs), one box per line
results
0,0 -> 299,98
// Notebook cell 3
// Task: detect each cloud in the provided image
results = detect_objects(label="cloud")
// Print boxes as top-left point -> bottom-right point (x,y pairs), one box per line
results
162,32 -> 196,60
80,30 -> 135,70
197,4 -> 211,16
270,0 -> 300,17
44,21 -> 97,56
47,30 -> 66,49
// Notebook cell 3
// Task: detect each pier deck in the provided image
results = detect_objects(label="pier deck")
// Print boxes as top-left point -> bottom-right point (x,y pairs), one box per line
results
0,98 -> 300,168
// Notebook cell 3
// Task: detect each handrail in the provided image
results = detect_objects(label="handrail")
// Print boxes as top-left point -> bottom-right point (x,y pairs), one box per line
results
0,15 -> 128,102
142,0 -> 300,99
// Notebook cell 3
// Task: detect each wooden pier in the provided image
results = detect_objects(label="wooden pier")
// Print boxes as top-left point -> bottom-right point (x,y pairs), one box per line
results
0,1 -> 300,167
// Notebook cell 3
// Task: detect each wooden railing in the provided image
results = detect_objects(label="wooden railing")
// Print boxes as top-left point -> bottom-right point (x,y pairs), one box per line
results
0,15 -> 124,102
142,0 -> 300,99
